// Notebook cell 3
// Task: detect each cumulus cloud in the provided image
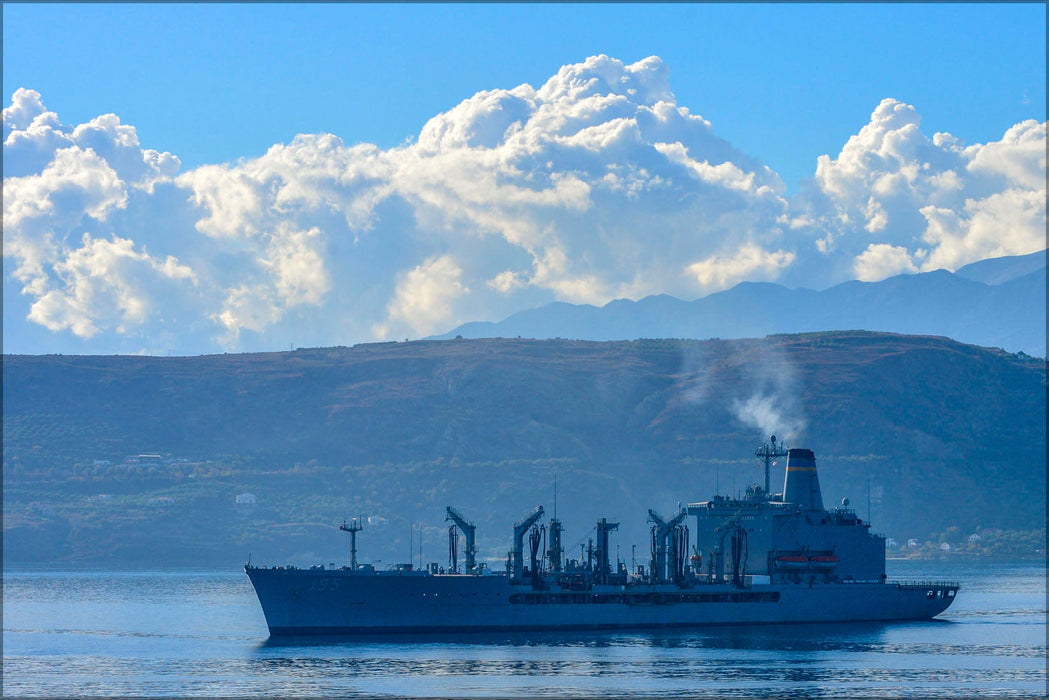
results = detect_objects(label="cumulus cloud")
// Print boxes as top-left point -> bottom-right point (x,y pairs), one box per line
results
966,119 -> 1046,190
212,284 -> 283,337
4,146 -> 126,233
687,244 -> 796,293
790,98 -> 1045,283
26,233 -> 194,338
853,243 -> 920,282
3,92 -> 201,351
380,254 -> 469,338
4,88 -> 179,186
3,59 -> 1045,354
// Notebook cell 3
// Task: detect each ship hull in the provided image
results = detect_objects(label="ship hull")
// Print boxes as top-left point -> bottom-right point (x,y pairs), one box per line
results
245,566 -> 958,636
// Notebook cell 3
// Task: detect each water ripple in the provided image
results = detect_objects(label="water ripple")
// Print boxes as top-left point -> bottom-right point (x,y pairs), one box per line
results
3,564 -> 1045,698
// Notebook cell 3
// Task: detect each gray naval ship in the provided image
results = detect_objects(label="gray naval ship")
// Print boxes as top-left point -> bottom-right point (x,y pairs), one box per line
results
245,439 -> 958,635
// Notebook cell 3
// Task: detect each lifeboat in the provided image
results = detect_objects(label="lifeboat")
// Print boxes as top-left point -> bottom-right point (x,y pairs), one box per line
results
808,554 -> 839,565
773,554 -> 809,568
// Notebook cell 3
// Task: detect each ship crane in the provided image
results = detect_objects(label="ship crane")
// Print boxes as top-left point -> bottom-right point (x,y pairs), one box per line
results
710,519 -> 748,586
510,505 -> 544,583
445,506 -> 478,574
648,508 -> 687,584
339,517 -> 363,570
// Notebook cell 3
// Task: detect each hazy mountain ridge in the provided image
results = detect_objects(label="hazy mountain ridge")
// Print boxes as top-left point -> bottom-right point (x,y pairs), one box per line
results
954,249 -> 1047,285
3,331 -> 1044,568
434,251 -> 1047,357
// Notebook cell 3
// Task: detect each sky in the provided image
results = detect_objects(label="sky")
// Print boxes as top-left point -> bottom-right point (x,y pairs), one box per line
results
3,3 -> 1046,356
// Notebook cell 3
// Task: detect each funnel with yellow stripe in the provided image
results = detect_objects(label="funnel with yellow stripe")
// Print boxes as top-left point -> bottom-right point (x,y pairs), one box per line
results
783,448 -> 824,511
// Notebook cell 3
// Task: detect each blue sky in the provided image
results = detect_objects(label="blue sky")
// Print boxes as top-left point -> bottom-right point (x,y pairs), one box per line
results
5,3 -> 1044,191
3,3 -> 1046,355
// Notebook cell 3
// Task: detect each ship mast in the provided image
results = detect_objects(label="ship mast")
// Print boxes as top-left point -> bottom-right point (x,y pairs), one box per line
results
755,435 -> 789,496
340,517 -> 363,569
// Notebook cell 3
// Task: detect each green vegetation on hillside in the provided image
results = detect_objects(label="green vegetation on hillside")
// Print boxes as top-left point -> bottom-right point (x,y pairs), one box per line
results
4,332 -> 1045,568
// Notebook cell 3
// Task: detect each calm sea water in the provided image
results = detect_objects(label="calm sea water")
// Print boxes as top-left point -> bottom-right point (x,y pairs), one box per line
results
3,559 -> 1045,697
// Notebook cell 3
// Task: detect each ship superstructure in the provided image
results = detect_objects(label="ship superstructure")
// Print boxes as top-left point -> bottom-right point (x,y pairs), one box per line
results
690,441 -> 885,586
245,441 -> 958,635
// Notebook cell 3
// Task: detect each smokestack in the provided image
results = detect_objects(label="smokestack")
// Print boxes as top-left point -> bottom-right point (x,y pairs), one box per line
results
783,448 -> 824,512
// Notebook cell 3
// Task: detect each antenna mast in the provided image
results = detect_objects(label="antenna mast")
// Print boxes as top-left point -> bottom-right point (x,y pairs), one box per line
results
755,435 -> 789,496
340,517 -> 363,569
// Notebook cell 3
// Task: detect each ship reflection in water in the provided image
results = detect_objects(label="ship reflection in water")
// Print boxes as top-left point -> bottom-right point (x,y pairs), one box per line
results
245,439 -> 959,636
255,618 -> 942,649
244,616 -> 1026,698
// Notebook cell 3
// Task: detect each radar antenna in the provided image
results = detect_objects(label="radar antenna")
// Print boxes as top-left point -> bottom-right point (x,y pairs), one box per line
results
755,434 -> 789,497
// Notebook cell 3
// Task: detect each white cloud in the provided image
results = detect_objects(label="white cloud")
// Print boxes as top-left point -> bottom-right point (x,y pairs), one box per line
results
3,60 -> 1045,354
3,89 -> 180,187
383,254 -> 468,337
791,98 -> 1045,285
178,164 -> 264,239
4,146 -> 131,305
3,87 -> 49,134
7,56 -> 797,349
212,284 -> 283,337
416,85 -> 536,152
686,244 -> 796,293
262,224 -> 330,307
3,89 -> 68,177
488,270 -> 526,294
26,233 -> 195,338
919,187 -> 1046,272
807,99 -> 945,248
4,146 -> 127,230
965,119 -> 1046,190
853,243 -> 919,281
655,141 -> 771,194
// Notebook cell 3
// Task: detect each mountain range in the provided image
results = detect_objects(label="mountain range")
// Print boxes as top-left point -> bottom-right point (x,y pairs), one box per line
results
434,250 -> 1047,358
